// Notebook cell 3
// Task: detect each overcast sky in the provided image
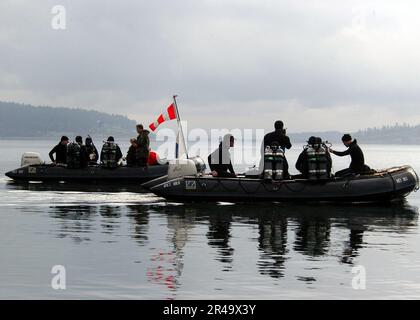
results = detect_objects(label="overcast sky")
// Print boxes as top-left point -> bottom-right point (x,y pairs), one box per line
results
1,0 -> 420,132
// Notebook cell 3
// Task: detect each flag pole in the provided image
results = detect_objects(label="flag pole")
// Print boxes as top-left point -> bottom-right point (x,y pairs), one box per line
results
172,95 -> 189,159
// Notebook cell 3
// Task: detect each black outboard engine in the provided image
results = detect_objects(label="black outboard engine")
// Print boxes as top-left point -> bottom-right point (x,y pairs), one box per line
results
264,144 -> 285,180
306,138 -> 329,180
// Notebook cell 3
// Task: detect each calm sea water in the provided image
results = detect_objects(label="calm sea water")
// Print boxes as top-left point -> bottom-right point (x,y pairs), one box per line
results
1,139 -> 420,299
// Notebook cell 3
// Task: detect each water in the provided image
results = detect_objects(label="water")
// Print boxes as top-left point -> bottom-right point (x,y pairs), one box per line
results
1,139 -> 420,299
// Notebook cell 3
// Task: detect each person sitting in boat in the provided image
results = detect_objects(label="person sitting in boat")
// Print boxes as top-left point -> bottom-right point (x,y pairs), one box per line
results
208,134 -> 236,178
126,138 -> 138,167
329,134 -> 371,177
100,136 -> 123,168
136,124 -> 150,167
49,136 -> 69,165
263,120 -> 292,178
85,136 -> 99,165
295,136 -> 332,179
66,136 -> 88,169
75,136 -> 89,168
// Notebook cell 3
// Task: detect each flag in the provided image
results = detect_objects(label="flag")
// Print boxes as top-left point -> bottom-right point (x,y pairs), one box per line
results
149,103 -> 177,131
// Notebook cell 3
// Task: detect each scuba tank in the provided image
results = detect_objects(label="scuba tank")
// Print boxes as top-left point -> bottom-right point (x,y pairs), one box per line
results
306,140 -> 329,180
264,145 -> 285,180
66,142 -> 82,169
101,141 -> 118,168
263,146 -> 274,180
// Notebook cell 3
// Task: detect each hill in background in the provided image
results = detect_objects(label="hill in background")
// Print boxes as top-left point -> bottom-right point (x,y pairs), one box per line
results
0,101 -> 136,138
1,101 -> 419,144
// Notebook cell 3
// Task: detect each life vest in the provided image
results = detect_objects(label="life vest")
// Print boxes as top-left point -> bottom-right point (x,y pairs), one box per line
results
101,142 -> 118,168
306,144 -> 329,180
264,145 -> 285,180
66,142 -> 81,169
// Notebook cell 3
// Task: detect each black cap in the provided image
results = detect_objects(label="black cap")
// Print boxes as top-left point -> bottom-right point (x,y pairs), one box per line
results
307,136 -> 317,145
75,136 -> 83,143
60,136 -> 69,142
107,136 -> 115,142
274,120 -> 284,130
85,137 -> 92,143
342,134 -> 352,142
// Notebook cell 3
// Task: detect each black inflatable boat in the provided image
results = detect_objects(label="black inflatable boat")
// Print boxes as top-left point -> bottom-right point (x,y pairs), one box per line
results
5,163 -> 169,183
149,166 -> 419,203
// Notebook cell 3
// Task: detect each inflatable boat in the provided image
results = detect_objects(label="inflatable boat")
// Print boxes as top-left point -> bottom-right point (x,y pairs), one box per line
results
146,160 -> 419,203
5,152 -> 168,183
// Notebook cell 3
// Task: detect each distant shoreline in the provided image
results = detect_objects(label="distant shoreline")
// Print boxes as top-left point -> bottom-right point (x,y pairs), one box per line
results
2,136 -> 420,146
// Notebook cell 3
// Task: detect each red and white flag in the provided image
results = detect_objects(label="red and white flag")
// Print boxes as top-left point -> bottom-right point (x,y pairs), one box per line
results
149,103 -> 177,132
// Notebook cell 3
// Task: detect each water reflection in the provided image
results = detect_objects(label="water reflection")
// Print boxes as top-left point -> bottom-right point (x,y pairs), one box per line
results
207,213 -> 234,271
257,214 -> 288,278
48,205 -> 96,243
127,206 -> 149,245
293,215 -> 331,257
46,202 -> 418,285
99,206 -> 122,236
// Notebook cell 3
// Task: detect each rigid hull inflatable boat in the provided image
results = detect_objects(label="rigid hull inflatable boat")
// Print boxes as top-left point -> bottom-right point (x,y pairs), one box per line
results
5,152 -> 168,183
148,164 -> 419,203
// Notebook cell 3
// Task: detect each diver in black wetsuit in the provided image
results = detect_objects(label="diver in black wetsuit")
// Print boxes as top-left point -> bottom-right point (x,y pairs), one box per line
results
263,120 -> 292,178
329,134 -> 371,177
85,136 -> 99,165
208,134 -> 236,178
49,136 -> 69,164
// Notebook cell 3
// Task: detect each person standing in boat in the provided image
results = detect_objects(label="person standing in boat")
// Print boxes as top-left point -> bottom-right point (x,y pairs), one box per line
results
263,120 -> 292,178
329,134 -> 371,177
85,136 -> 99,165
49,136 -> 69,165
136,124 -> 150,167
208,134 -> 236,178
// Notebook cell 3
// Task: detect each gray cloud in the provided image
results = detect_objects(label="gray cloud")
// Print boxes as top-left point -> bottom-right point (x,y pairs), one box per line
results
1,0 -> 420,132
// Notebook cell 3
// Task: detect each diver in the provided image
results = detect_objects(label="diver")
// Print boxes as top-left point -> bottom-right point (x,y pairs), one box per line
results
329,134 -> 371,177
295,136 -> 332,179
263,120 -> 292,179
66,136 -> 87,169
126,138 -> 138,167
49,136 -> 69,165
75,136 -> 89,168
136,124 -> 150,167
208,134 -> 236,178
100,136 -> 123,168
85,136 -> 99,165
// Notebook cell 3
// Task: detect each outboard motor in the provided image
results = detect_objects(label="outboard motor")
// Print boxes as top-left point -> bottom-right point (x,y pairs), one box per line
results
307,140 -> 329,180
190,156 -> 206,174
167,159 -> 198,180
167,156 -> 207,180
21,152 -> 43,167
264,145 -> 285,180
